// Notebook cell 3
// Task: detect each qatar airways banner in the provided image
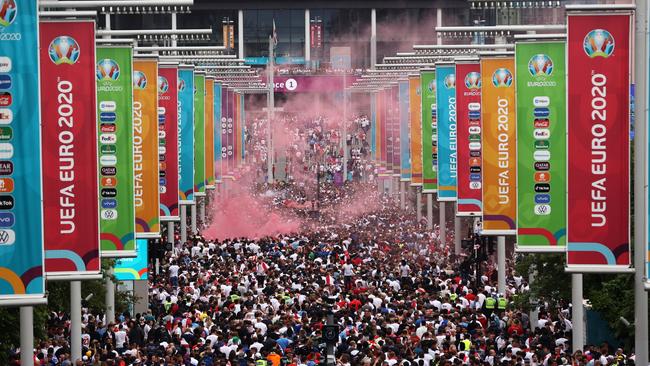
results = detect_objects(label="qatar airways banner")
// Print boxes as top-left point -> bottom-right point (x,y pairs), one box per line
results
205,78 -> 215,188
193,73 -> 206,195
409,76 -> 423,186
436,64 -> 457,201
272,75 -> 355,93
214,82 -> 222,183
399,81 -> 411,181
567,13 -> 631,271
158,64 -> 179,221
481,57 -> 516,235
178,66 -> 194,204
40,21 -> 101,279
420,70 -> 437,193
133,58 -> 160,238
455,62 -> 482,216
0,0 -> 47,304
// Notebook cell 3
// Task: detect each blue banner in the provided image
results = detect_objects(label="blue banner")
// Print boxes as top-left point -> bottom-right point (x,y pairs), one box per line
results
214,82 -> 222,182
399,81 -> 411,181
436,65 -> 457,201
178,67 -> 194,204
115,238 -> 148,280
371,92 -> 377,160
0,0 -> 46,305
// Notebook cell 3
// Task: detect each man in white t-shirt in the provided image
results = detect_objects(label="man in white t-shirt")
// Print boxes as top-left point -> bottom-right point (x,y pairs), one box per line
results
168,261 -> 180,287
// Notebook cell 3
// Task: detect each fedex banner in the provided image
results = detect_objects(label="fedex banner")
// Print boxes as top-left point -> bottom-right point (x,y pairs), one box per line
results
178,67 -> 194,204
133,58 -> 160,238
158,64 -> 179,221
40,21 -> 101,278
193,73 -> 206,195
409,76 -> 423,186
516,41 -> 566,252
0,0 -> 46,304
420,70 -> 437,192
481,57 -> 516,235
96,46 -> 136,257
205,77 -> 215,188
436,64 -> 457,201
455,62 -> 482,216
399,80 -> 411,181
567,13 -> 631,270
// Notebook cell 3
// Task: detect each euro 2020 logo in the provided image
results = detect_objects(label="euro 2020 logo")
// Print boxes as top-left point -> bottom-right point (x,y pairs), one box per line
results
492,68 -> 513,88
178,78 -> 186,92
133,71 -> 147,90
96,59 -> 120,81
444,73 -> 455,89
48,36 -> 80,65
158,76 -> 169,94
528,54 -> 553,78
583,29 -> 615,58
464,72 -> 481,90
428,80 -> 435,94
0,0 -> 17,28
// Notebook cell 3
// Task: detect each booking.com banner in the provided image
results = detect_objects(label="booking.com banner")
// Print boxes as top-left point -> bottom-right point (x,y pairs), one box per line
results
158,64 -> 180,221
178,66 -> 194,204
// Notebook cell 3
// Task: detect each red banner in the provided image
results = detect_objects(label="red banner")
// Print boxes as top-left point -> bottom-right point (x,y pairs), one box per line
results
567,13 -> 631,270
158,65 -> 179,220
40,21 -> 101,278
456,62 -> 482,216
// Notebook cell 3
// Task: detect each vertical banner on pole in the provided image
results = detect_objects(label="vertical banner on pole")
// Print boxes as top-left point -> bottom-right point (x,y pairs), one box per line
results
420,69 -> 437,193
221,88 -> 229,180
391,85 -> 400,176
370,92 -> 377,161
133,57 -> 160,238
409,76 -> 423,186
378,90 -> 385,169
456,61 -> 482,216
214,82 -> 222,183
515,41 -> 566,252
0,0 -> 47,304
399,80 -> 411,181
96,46 -> 136,257
158,64 -> 179,221
567,13 -> 631,270
40,21 -> 101,278
233,92 -> 240,168
480,56 -> 516,235
114,239 -> 148,281
205,77 -> 215,189
385,88 -> 394,174
178,66 -> 194,204
241,93 -> 246,161
193,72 -> 206,196
436,63 -> 457,201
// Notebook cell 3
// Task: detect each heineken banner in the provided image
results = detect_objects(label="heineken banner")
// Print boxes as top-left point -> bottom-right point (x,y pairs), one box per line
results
133,57 -> 160,238
399,80 -> 411,181
420,70 -> 437,193
0,0 -> 46,304
516,42 -> 566,252
178,66 -> 194,204
436,64 -> 457,201
193,72 -> 206,195
481,57 -> 516,235
114,238 -> 148,281
567,13 -> 631,270
214,82 -> 222,183
409,76 -> 423,186
455,61 -> 483,216
370,92 -> 377,161
96,46 -> 136,257
205,77 -> 215,188
40,21 -> 101,278
158,64 -> 180,221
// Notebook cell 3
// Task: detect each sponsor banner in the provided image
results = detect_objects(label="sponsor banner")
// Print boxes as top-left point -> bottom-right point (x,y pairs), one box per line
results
40,21 -> 101,277
409,76 -> 423,186
205,78 -> 215,187
96,46 -> 136,257
388,86 -> 399,175
220,88 -> 229,178
178,67 -> 194,203
370,92 -> 377,161
516,41 -> 566,252
158,65 -> 179,220
233,91 -> 240,167
114,238 -> 148,280
436,64 -> 458,201
377,89 -> 386,167
0,0 -> 46,304
240,93 -> 246,161
455,62 -> 483,216
481,57 -> 516,235
193,73 -> 205,194
399,81 -> 411,181
214,82 -> 222,182
133,58 -> 160,238
420,70 -> 437,192
567,13 -> 631,270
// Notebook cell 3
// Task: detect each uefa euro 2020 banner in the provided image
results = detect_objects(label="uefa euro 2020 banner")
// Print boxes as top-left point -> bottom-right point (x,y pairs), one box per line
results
420,69 -> 437,193
436,63 -> 457,201
205,77 -> 216,188
40,21 -> 101,279
0,0 -> 47,304
214,82 -> 223,183
515,41 -> 566,253
178,66 -> 194,204
114,238 -> 148,281
133,57 -> 160,238
567,12 -> 631,271
158,64 -> 180,222
480,57 -> 516,235
96,46 -> 136,258
399,80 -> 411,181
409,76 -> 423,186
194,72 -> 206,195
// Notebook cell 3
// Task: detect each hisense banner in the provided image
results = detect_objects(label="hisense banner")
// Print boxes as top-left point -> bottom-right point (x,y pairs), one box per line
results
409,76 -> 423,186
40,21 -> 101,278
567,13 -> 631,270
193,73 -> 206,195
420,70 -> 437,193
205,77 -> 215,188
515,41 -> 566,252
480,57 -> 517,235
96,46 -> 136,257
399,80 -> 411,181
158,64 -> 180,221
178,66 -> 194,204
436,64 -> 457,201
